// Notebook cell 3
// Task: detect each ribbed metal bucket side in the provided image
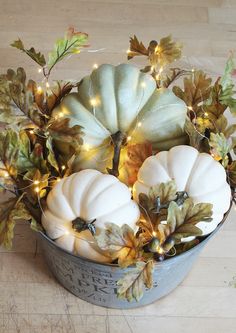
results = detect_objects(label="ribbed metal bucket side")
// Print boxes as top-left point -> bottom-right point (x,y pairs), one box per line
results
38,206 -> 231,309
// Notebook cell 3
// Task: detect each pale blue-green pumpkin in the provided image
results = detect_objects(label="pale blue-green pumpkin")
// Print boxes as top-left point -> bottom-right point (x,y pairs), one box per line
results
53,63 -> 187,175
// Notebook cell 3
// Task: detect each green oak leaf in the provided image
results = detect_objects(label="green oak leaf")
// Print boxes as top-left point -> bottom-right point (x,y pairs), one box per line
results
11,39 -> 46,67
158,199 -> 213,246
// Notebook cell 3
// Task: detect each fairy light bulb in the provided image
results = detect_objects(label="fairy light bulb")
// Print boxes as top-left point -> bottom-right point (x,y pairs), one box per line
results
93,63 -> 98,69
61,165 -> 66,171
37,86 -> 43,94
141,82 -> 146,88
137,121 -> 142,128
34,180 -> 39,185
56,178 -> 61,182
204,112 -> 208,117
46,81 -> 50,88
35,187 -> 40,193
187,106 -> 193,111
156,245 -> 165,254
152,231 -> 157,237
3,171 -> 9,178
58,112 -> 64,118
159,67 -> 163,74
90,98 -> 97,107
126,49 -> 131,54
38,68 -> 42,73
29,130 -> 34,134
65,230 -> 70,235
84,144 -> 90,152
127,136 -> 132,142
191,68 -> 195,73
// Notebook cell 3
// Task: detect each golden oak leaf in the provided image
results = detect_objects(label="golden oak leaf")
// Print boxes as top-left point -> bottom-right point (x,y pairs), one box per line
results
95,223 -> 141,268
117,260 -> 154,302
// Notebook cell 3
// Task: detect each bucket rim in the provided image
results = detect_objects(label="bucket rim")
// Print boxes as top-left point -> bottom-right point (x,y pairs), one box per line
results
38,203 -> 232,269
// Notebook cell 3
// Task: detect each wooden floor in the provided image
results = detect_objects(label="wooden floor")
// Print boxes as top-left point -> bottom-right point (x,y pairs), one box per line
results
0,0 -> 236,332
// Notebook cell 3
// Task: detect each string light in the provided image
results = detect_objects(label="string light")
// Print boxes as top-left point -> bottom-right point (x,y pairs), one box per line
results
152,231 -> 157,237
191,68 -> 195,73
137,121 -> 142,128
127,136 -> 132,142
56,178 -> 61,182
3,171 -> 9,178
93,63 -> 98,69
187,106 -> 193,111
156,245 -> 165,254
65,230 -> 70,235
38,68 -> 42,73
29,130 -> 34,134
46,81 -> 50,88
37,86 -> 43,94
61,165 -> 66,170
90,98 -> 97,107
84,144 -> 90,152
141,82 -> 146,88
126,49 -> 131,54
159,67 -> 163,74
34,180 -> 40,185
58,112 -> 64,118
204,112 -> 209,117
35,187 -> 40,193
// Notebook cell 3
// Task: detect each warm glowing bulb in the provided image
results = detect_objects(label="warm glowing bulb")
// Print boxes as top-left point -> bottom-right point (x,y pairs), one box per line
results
141,82 -> 146,88
29,130 -> 34,134
38,68 -> 42,73
35,187 -> 40,193
46,81 -> 50,88
84,144 -> 90,152
128,187 -> 133,192
34,180 -> 39,185
204,112 -> 208,117
61,165 -> 66,170
156,245 -> 165,254
56,178 -> 61,182
155,74 -> 160,80
37,86 -> 43,93
126,49 -> 131,54
187,106 -> 193,111
93,63 -> 98,69
58,112 -> 64,118
159,67 -> 163,74
152,231 -> 157,237
90,98 -> 97,107
137,121 -> 142,128
191,68 -> 195,73
3,171 -> 9,178
127,136 -> 132,142
65,230 -> 70,235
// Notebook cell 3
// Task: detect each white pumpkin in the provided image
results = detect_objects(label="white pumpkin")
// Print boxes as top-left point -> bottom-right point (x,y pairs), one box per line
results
42,169 -> 140,263
53,63 -> 187,172
133,145 -> 231,237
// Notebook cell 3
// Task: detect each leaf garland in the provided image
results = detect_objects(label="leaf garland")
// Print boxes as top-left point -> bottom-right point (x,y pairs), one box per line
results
117,260 -> 154,302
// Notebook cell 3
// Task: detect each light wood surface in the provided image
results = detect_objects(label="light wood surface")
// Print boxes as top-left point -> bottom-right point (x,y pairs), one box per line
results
0,0 -> 236,332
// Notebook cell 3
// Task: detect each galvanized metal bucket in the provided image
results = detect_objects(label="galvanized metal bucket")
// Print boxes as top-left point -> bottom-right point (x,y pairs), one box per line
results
38,210 -> 230,309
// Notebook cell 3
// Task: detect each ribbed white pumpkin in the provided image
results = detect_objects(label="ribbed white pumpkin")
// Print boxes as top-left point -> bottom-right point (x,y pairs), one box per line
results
133,145 -> 231,237
42,169 -> 140,263
53,63 -> 187,172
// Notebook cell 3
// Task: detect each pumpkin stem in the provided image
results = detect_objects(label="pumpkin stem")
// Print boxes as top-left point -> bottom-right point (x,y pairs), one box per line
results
107,131 -> 127,177
72,217 -> 96,236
